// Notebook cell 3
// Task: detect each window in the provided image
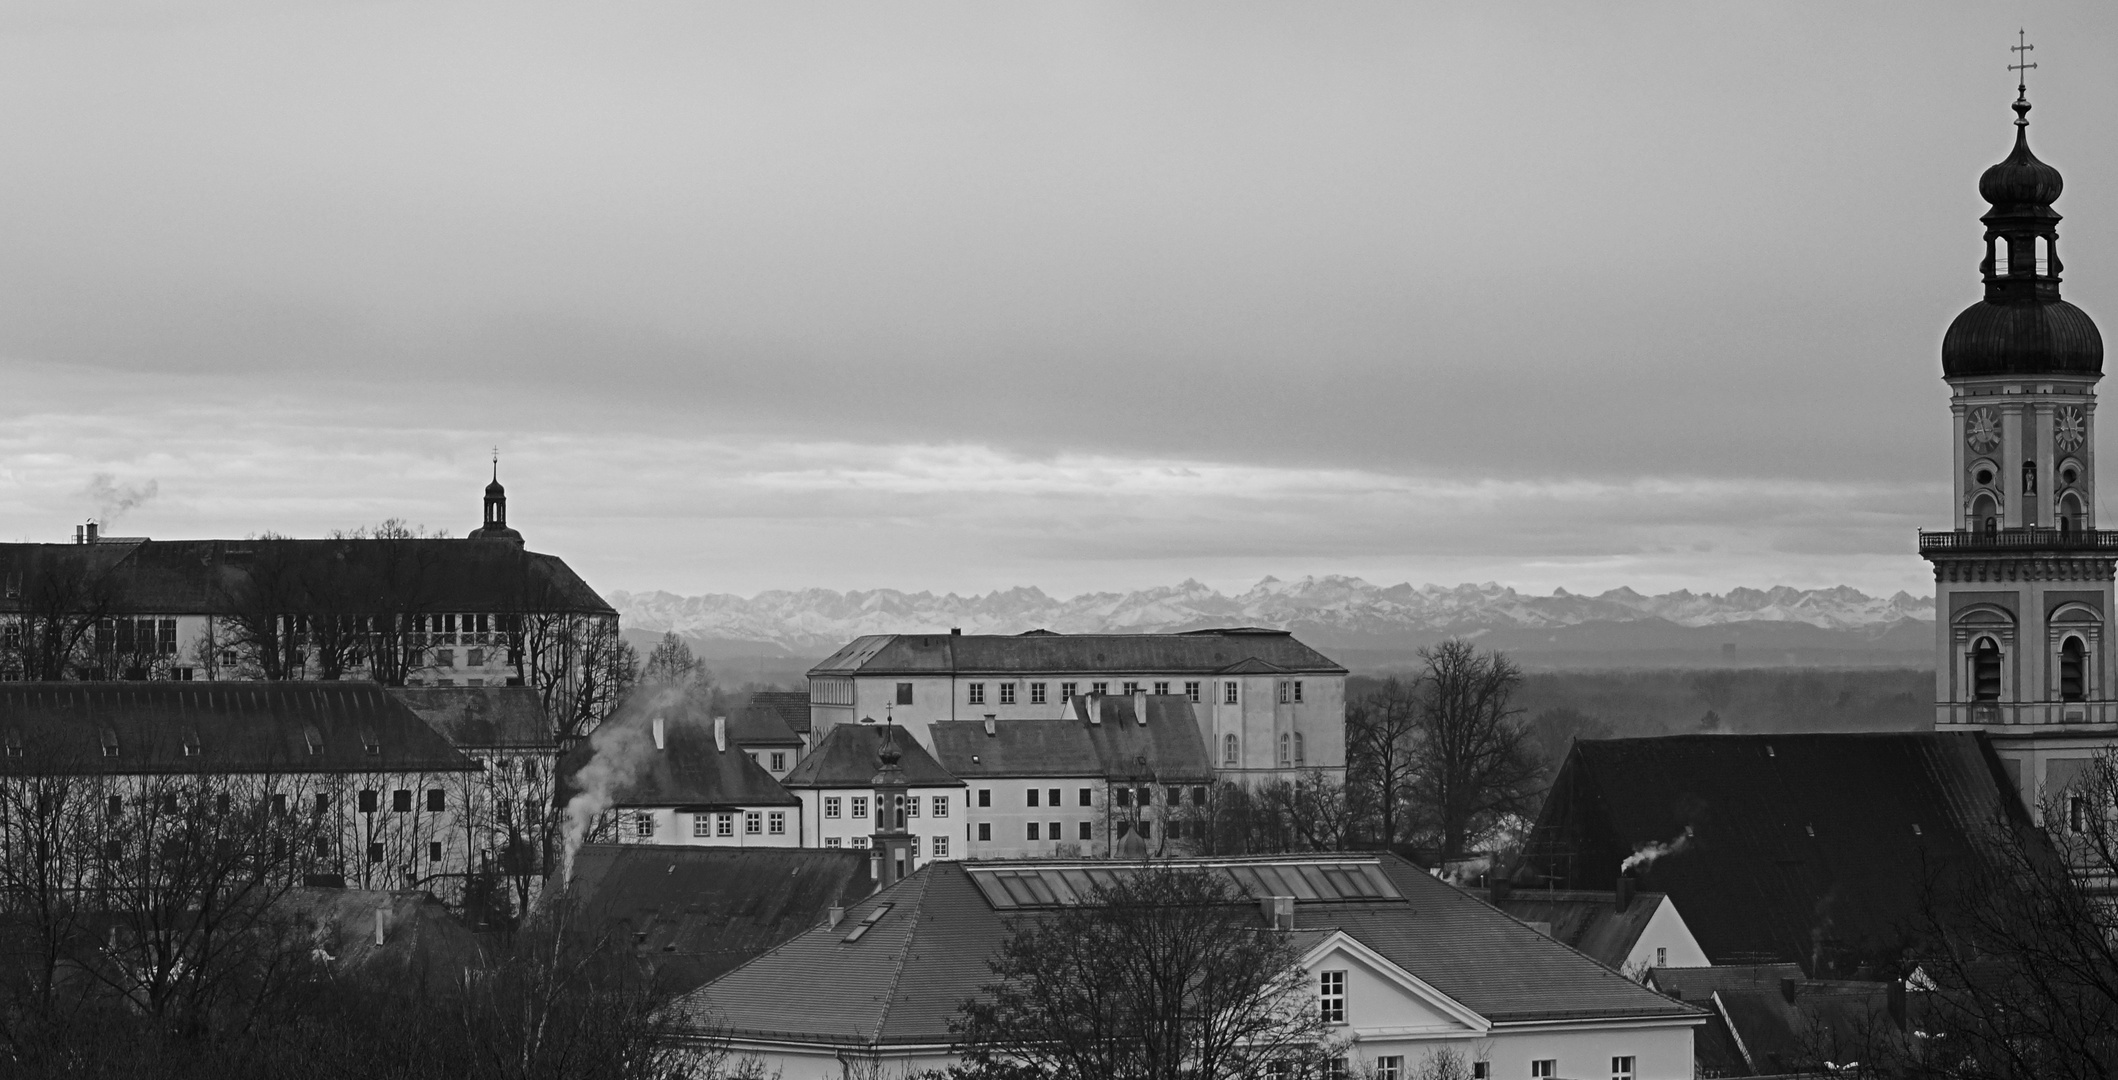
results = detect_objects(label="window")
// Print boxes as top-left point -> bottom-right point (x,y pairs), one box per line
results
978,822 -> 991,842
905,796 -> 919,818
999,683 -> 1016,705
1473,1064 -> 1489,1080
1224,734 -> 1239,765
1375,1057 -> 1404,1080
1136,785 -> 1152,805
358,789 -> 378,813
693,815 -> 712,838
1079,821 -> 1092,840
1079,788 -> 1093,806
1123,681 -> 1141,695
1048,788 -> 1060,807
1167,785 -> 1182,804
770,751 -> 787,771
367,842 -> 384,864
1279,734 -> 1291,766
933,835 -> 948,858
1611,1058 -> 1635,1080
634,812 -> 654,839
853,797 -> 869,818
1656,946 -> 1667,967
314,793 -> 330,816
968,683 -> 986,705
1185,681 -> 1201,702
1091,681 -> 1109,695
1028,789 -> 1040,808
2062,637 -> 2087,702
1193,785 -> 1208,806
977,789 -> 991,808
1027,822 -> 1040,841
1224,682 -> 1239,704
769,811 -> 786,835
824,837 -> 842,848
1531,1061 -> 1556,1080
1153,681 -> 1170,695
468,648 -> 484,667
393,789 -> 412,813
716,813 -> 734,837
1973,638 -> 2003,701
1030,682 -> 1047,704
1320,970 -> 1346,1023
823,796 -> 842,819
2070,795 -> 2090,833
896,683 -> 914,705
1294,680 -> 1304,703
745,811 -> 762,835
1061,681 -> 1077,701
1326,1057 -> 1349,1080
852,836 -> 869,848
429,841 -> 443,862
1116,787 -> 1132,807
271,793 -> 288,816
932,795 -> 948,817
1294,734 -> 1305,765
1137,821 -> 1151,839
1279,680 -> 1291,704
427,789 -> 445,812
909,836 -> 919,857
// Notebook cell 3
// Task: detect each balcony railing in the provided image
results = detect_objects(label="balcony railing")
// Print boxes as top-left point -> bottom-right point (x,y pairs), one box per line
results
1918,527 -> 2118,552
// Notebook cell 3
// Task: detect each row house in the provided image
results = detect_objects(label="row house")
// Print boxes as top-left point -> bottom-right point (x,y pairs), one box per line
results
805,628 -> 1347,784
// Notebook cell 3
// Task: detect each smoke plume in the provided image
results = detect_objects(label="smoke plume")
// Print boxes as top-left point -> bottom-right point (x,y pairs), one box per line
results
1619,826 -> 1694,874
556,684 -> 691,890
82,472 -> 159,525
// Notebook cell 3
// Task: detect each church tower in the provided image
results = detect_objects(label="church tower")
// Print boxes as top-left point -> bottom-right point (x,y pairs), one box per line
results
467,457 -> 525,546
1922,74 -> 2109,807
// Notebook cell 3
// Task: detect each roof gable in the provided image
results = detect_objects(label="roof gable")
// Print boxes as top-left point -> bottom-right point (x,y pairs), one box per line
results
1301,931 -> 1491,1035
780,723 -> 961,788
559,711 -> 797,809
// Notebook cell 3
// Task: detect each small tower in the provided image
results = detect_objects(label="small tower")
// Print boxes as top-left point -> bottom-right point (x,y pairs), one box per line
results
1921,63 -> 2111,808
869,723 -> 915,889
467,454 -> 525,546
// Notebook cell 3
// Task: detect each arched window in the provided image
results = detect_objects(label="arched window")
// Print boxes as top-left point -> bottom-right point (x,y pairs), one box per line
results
1278,734 -> 1290,766
2036,235 -> 2051,276
1973,638 -> 2003,702
1970,492 -> 1999,534
1294,733 -> 1305,765
2061,637 -> 2087,702
2061,493 -> 2086,533
1223,734 -> 1238,765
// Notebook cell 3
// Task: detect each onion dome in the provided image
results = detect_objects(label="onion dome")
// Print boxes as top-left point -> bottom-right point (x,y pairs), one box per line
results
1942,90 -> 2103,379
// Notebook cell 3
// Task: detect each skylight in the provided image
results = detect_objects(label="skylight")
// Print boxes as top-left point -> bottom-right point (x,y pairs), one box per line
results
966,860 -> 1401,910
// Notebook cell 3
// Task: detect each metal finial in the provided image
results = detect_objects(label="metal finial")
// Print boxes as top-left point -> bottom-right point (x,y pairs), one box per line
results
2010,30 -> 2037,119
491,446 -> 499,483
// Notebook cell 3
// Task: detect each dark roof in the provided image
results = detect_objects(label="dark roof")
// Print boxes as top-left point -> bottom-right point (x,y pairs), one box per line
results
780,723 -> 961,789
565,844 -> 874,994
0,682 -> 476,774
0,538 -> 612,617
1494,889 -> 1668,971
1527,732 -> 2031,974
724,705 -> 803,749
278,887 -> 485,976
1943,299 -> 2102,378
747,691 -> 812,736
387,686 -> 553,750
558,712 -> 797,809
1649,965 -> 1902,1077
681,854 -> 1698,1046
809,630 -> 1346,678
929,695 -> 1211,781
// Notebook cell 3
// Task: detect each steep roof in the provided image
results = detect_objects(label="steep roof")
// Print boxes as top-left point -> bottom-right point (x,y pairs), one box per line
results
929,694 -> 1212,782
747,691 -> 812,736
724,705 -> 804,749
1527,732 -> 2031,973
1494,889 -> 1669,972
809,630 -> 1346,678
0,538 -> 612,617
1073,695 -> 1213,782
557,713 -> 797,809
681,854 -> 1699,1046
0,682 -> 476,774
565,844 -> 875,993
387,686 -> 553,750
780,723 -> 961,789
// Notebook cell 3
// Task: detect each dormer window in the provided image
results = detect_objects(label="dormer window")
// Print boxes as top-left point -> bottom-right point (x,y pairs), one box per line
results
303,726 -> 324,756
360,728 -> 380,756
99,728 -> 119,758
181,731 -> 201,758
3,731 -> 21,759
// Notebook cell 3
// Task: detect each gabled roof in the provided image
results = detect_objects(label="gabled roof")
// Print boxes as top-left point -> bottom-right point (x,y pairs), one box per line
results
747,691 -> 812,736
931,717 -> 1101,778
388,686 -> 553,750
565,844 -> 874,993
1528,732 -> 2031,974
1073,695 -> 1213,782
780,724 -> 961,789
558,712 -> 798,809
0,538 -> 612,617
929,695 -> 1210,781
0,682 -> 476,774
1493,889 -> 1669,971
808,630 -> 1346,678
724,705 -> 804,749
681,854 -> 1700,1047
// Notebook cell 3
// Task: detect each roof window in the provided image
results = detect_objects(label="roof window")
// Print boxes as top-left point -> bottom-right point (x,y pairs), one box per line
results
842,903 -> 893,942
2,730 -> 21,758
181,730 -> 201,758
303,725 -> 323,756
99,728 -> 119,758
359,728 -> 380,755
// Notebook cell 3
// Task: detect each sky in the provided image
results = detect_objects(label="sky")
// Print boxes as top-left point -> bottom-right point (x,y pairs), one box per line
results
2,1 -> 2115,601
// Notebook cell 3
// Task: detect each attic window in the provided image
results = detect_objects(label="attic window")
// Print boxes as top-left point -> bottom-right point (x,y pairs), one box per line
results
181,731 -> 201,758
842,903 -> 893,943
99,729 -> 119,758
2,731 -> 20,758
303,726 -> 323,756
360,728 -> 380,755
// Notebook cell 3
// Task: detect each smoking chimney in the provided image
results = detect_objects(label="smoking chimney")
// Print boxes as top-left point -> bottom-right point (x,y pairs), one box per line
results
1615,875 -> 1637,913
652,716 -> 666,751
712,716 -> 725,753
1133,689 -> 1148,725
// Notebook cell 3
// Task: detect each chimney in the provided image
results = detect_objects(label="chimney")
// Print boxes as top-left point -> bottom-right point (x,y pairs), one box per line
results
1615,875 -> 1637,913
82,521 -> 98,544
652,716 -> 666,751
827,906 -> 845,930
1259,895 -> 1294,930
1133,690 -> 1148,725
711,716 -> 725,753
1087,696 -> 1102,725
73,524 -> 83,544
374,906 -> 386,947
950,627 -> 961,636
983,714 -> 996,737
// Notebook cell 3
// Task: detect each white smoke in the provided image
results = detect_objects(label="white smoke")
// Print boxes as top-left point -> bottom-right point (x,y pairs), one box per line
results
556,684 -> 692,889
82,473 -> 159,525
1619,827 -> 1694,874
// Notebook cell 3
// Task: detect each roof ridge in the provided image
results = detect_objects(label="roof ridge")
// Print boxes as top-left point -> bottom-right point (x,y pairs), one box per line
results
868,868 -> 934,1041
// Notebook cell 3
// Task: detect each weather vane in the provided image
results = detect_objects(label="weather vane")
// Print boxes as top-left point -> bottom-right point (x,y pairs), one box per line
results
2010,29 -> 2036,96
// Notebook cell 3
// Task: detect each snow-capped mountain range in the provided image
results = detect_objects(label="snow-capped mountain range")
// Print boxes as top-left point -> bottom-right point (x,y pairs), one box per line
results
606,578 -> 1935,657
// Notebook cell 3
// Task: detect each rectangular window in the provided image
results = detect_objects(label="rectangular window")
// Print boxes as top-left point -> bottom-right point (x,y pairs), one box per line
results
744,811 -> 762,835
825,796 -> 842,819
392,789 -> 412,813
1320,970 -> 1346,1023
716,813 -> 734,837
978,822 -> 991,841
1611,1057 -> 1635,1080
1061,681 -> 1077,701
1192,785 -> 1208,806
1122,681 -> 1140,695
852,836 -> 869,848
1376,1057 -> 1404,1080
853,797 -> 869,818
1079,788 -> 1093,806
158,618 -> 177,656
1027,822 -> 1040,841
770,751 -> 786,771
824,836 -> 841,848
1028,789 -> 1040,808
1656,946 -> 1667,967
932,795 -> 948,817
358,789 -> 378,813
1473,1064 -> 1489,1080
896,682 -> 914,705
968,683 -> 985,705
634,812 -> 655,839
467,648 -> 485,667
933,835 -> 948,858
1326,1057 -> 1349,1080
1048,788 -> 1060,807
693,815 -> 711,838
977,789 -> 991,808
367,842 -> 384,864
1279,680 -> 1290,704
1079,820 -> 1092,840
909,835 -> 919,857
1030,682 -> 1047,704
999,683 -> 1016,705
1185,680 -> 1201,702
1152,681 -> 1170,695
429,841 -> 443,862
1531,1062 -> 1556,1080
1294,680 -> 1304,703
1049,820 -> 1060,839
1137,820 -> 1151,839
427,789 -> 446,812
1091,681 -> 1109,695
905,796 -> 919,818
769,811 -> 786,835
1225,682 -> 1239,704
1116,787 -> 1132,808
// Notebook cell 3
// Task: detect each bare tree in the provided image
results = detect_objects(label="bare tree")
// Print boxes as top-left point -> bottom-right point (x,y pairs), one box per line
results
1407,640 -> 1542,859
1,553 -> 122,681
641,632 -> 705,689
1347,677 -> 1420,850
954,864 -> 1331,1080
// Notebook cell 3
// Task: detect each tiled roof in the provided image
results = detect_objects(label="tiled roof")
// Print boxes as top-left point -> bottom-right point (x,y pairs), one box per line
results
0,682 -> 476,774
1073,695 -> 1213,782
1492,889 -> 1667,971
557,711 -> 797,809
0,538 -> 612,617
387,686 -> 552,750
809,630 -> 1346,678
724,705 -> 804,748
681,854 -> 1699,1046
277,887 -> 485,975
1528,732 -> 2031,974
747,691 -> 812,736
780,724 -> 961,789
930,694 -> 1211,781
565,844 -> 874,994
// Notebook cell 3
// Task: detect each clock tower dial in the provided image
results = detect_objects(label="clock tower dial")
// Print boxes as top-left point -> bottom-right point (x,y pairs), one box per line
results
1966,407 -> 2002,453
2057,405 -> 2087,452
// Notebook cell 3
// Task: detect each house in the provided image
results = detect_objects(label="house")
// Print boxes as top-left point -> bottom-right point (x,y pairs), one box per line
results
779,722 -> 964,867
805,628 -> 1346,782
747,690 -> 813,751
725,703 -> 806,779
1649,965 -> 1908,1077
1526,732 -> 2032,975
563,844 -> 873,994
679,853 -> 1704,1079
930,693 -> 1214,859
559,712 -> 801,849
1486,882 -> 1710,979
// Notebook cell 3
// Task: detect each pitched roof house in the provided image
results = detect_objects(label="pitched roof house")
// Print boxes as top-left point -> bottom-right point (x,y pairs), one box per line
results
557,710 -> 799,850
779,723 -> 965,866
680,853 -> 1703,1080
1488,885 -> 1710,978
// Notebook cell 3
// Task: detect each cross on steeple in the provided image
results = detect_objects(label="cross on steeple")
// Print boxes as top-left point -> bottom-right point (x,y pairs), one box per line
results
2010,29 -> 2036,99
491,446 -> 499,482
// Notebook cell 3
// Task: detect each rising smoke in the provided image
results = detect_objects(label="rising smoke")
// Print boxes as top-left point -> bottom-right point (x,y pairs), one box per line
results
82,472 -> 158,525
1619,826 -> 1694,874
556,684 -> 692,889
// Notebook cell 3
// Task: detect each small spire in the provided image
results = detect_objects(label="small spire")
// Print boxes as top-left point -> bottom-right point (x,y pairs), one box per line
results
2010,29 -> 2037,128
491,445 -> 499,483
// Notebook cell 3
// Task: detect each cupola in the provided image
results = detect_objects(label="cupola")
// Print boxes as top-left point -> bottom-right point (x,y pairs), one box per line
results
467,456 -> 526,546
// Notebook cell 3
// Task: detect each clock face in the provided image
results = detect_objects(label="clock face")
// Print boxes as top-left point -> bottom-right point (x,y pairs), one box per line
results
2057,406 -> 2088,452
1966,407 -> 2002,453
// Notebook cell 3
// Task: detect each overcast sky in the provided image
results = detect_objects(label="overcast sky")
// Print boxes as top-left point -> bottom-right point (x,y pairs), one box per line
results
2,2 -> 2114,600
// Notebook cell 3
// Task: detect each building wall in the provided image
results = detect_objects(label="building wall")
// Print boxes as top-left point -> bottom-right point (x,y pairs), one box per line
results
604,805 -> 801,849
1627,897 -> 1711,977
793,785 -> 962,865
960,776 -> 1210,859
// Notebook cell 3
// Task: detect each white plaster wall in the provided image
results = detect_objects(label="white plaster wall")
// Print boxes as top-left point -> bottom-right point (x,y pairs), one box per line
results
1626,897 -> 1710,975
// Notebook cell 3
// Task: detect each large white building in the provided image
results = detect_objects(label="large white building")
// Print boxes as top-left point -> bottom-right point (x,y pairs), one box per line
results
806,628 -> 1347,784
